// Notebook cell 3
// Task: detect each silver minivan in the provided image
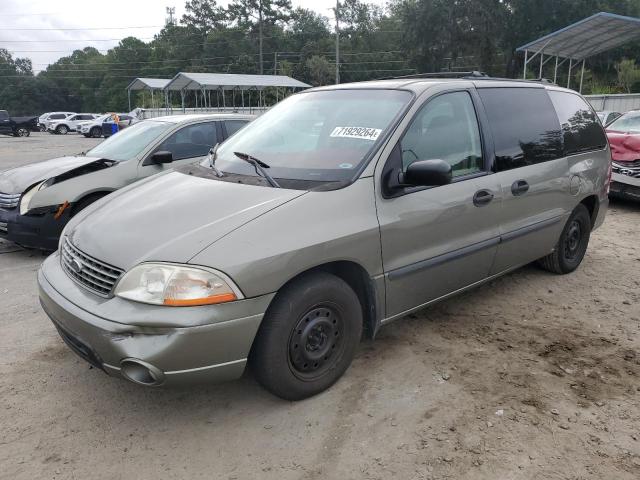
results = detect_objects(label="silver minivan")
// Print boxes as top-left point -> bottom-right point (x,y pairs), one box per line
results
38,78 -> 610,400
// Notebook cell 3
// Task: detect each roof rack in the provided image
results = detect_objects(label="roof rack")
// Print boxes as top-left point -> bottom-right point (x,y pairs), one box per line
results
384,71 -> 489,80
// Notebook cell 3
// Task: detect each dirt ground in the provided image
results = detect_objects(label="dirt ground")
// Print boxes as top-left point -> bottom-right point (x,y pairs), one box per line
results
1,134 -> 639,479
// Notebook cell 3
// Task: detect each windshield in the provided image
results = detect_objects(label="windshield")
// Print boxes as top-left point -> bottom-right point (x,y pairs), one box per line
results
208,89 -> 412,185
86,120 -> 173,161
607,112 -> 640,133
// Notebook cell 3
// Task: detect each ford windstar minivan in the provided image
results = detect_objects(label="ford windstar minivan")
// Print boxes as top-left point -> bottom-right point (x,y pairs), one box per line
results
38,77 -> 610,400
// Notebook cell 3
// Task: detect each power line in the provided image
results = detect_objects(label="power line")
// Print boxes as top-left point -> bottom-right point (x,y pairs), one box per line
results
0,25 -> 165,31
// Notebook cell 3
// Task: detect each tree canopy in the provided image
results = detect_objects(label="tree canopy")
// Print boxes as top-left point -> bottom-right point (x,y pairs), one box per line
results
2,0 -> 640,115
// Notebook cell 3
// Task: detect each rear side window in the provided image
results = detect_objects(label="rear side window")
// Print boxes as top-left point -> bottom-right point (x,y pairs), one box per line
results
478,88 -> 562,171
548,91 -> 606,155
50,114 -> 66,120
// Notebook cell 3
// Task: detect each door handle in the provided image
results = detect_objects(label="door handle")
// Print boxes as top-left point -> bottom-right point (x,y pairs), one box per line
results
511,179 -> 530,196
473,189 -> 494,207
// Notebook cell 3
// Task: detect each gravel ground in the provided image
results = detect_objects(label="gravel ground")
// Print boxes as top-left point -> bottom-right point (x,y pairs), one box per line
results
1,133 -> 639,479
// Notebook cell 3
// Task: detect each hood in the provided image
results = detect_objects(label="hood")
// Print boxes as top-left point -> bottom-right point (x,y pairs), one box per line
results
68,171 -> 306,270
0,156 -> 106,194
606,130 -> 640,162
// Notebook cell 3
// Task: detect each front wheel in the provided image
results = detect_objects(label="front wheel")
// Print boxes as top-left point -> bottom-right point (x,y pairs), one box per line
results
537,204 -> 592,274
14,127 -> 30,137
250,272 -> 363,400
56,125 -> 68,135
90,127 -> 101,138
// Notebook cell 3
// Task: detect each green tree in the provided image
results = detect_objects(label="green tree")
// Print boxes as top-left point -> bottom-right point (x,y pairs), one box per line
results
227,0 -> 294,74
616,58 -> 640,93
181,0 -> 227,34
306,55 -> 333,86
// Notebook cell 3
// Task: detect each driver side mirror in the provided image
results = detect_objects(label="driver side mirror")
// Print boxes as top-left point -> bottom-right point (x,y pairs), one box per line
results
399,159 -> 452,187
149,150 -> 173,165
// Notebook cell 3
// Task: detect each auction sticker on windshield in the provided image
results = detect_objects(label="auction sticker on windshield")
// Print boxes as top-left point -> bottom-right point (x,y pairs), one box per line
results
330,126 -> 382,141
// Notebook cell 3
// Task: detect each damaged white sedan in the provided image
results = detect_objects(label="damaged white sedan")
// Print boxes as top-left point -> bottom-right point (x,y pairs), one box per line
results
0,114 -> 253,249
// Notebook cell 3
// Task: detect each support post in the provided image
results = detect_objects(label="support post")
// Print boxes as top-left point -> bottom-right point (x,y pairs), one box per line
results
539,52 -> 544,79
523,50 -> 528,79
567,58 -> 573,88
128,89 -> 131,111
181,90 -> 185,113
553,56 -> 559,84
579,59 -> 586,93
151,90 -> 155,110
222,89 -> 226,109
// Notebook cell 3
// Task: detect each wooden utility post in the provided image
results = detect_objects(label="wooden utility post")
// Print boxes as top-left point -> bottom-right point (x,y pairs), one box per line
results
335,1 -> 340,84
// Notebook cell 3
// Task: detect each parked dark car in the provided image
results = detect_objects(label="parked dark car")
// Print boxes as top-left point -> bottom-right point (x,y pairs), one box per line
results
0,110 -> 38,137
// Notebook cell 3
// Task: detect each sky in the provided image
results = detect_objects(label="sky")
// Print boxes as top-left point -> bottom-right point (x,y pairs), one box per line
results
0,0 -> 388,73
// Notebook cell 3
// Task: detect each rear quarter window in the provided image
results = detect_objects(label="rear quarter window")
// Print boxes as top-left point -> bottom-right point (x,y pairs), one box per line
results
478,87 -> 563,172
548,91 -> 607,155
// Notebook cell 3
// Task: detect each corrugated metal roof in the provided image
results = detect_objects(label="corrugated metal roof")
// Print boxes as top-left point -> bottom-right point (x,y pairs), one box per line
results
165,72 -> 311,91
126,78 -> 172,90
517,12 -> 640,60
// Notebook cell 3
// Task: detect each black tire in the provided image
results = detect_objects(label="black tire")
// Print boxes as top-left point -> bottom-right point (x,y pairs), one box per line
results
56,125 -> 68,135
14,127 -> 30,137
537,204 -> 591,274
90,127 -> 101,138
70,193 -> 107,217
250,272 -> 363,401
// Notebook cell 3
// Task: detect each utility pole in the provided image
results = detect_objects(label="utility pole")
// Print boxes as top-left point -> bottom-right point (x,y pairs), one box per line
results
334,1 -> 340,84
259,0 -> 264,75
165,6 -> 175,26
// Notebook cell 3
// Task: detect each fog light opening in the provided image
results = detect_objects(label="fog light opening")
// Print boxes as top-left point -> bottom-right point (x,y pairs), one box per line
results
120,359 -> 165,386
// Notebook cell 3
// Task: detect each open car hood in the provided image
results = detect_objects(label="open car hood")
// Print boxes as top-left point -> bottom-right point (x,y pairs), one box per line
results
0,156 -> 110,194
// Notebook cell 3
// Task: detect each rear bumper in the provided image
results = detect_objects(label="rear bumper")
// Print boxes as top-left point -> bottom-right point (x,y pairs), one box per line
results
0,207 -> 68,250
610,173 -> 640,201
38,253 -> 273,386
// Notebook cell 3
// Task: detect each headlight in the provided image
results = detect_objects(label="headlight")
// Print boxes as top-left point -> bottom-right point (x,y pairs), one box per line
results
20,180 -> 51,215
114,263 -> 243,306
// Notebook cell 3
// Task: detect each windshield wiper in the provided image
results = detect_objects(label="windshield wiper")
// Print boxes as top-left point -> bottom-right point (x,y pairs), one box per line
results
233,151 -> 281,188
207,143 -> 224,177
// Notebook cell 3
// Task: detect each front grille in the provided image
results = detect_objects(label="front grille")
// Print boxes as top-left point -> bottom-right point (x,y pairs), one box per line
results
0,221 -> 7,234
612,161 -> 640,178
0,192 -> 20,209
60,237 -> 124,297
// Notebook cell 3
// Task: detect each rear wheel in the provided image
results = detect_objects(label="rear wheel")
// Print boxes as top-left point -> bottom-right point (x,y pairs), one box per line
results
56,125 -> 69,135
537,204 -> 591,274
90,127 -> 101,138
14,127 -> 30,137
250,272 -> 363,400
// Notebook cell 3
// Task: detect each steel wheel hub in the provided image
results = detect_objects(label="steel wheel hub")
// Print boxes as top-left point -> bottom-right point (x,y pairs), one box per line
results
564,220 -> 582,259
289,306 -> 342,377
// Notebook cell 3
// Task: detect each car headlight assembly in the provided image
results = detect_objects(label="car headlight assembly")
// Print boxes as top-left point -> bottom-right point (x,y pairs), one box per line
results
20,179 -> 52,215
114,263 -> 243,307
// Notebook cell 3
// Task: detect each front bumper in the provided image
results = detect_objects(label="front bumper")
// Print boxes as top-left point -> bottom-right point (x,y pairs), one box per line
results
0,206 -> 69,250
610,172 -> 640,201
38,253 -> 274,386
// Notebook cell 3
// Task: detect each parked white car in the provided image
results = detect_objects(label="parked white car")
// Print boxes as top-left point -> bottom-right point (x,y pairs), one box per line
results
47,114 -> 101,135
78,113 -> 130,138
38,112 -> 75,131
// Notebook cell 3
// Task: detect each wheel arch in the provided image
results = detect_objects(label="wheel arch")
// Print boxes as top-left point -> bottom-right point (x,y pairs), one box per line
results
70,190 -> 113,216
579,194 -> 599,228
266,260 -> 381,339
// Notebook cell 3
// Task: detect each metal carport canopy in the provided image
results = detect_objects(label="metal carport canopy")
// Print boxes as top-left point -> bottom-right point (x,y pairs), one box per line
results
517,12 -> 640,61
126,78 -> 171,91
164,72 -> 311,91
517,12 -> 640,91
